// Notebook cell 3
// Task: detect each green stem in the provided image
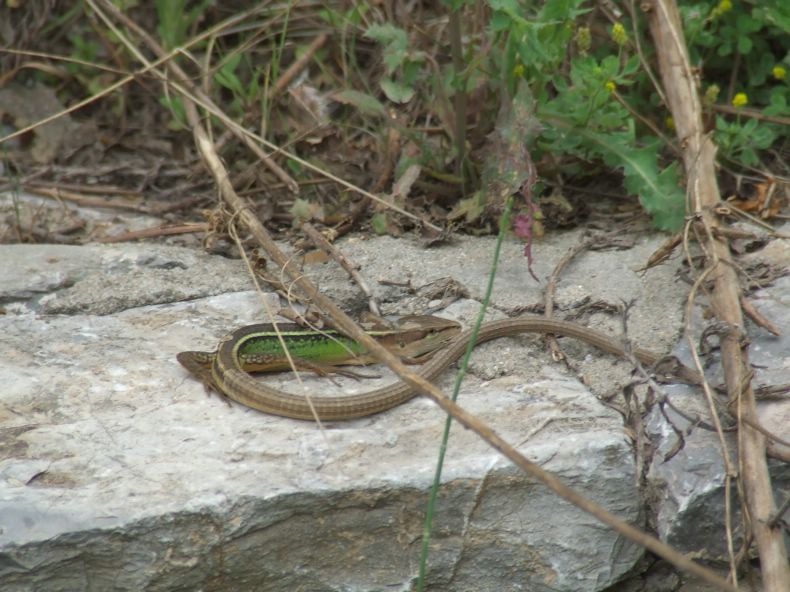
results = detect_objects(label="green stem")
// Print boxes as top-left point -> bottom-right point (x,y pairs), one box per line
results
416,195 -> 514,590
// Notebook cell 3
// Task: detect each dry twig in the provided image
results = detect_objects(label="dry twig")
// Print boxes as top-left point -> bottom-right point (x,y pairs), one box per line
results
302,222 -> 381,317
648,1 -> 789,589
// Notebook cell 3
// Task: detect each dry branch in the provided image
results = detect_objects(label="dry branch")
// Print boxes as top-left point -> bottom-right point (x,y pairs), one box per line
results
647,2 -> 789,590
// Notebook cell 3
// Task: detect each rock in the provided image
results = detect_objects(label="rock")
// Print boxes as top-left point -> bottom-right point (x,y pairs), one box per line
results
4,223 -> 780,590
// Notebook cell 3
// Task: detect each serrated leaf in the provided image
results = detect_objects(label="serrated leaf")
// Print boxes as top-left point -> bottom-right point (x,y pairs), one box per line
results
365,24 -> 408,74
364,23 -> 404,45
583,130 -> 686,230
638,162 -> 686,230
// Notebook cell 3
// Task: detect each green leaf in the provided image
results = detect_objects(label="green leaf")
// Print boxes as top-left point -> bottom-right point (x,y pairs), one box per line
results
332,90 -> 387,116
365,24 -> 409,74
766,89 -> 789,115
380,79 -> 414,103
737,35 -> 753,54
214,54 -> 244,96
584,131 -> 686,230
753,2 -> 790,32
156,0 -> 187,49
364,23 -> 404,45
738,148 -> 759,167
490,11 -> 512,32
370,213 -> 388,235
286,158 -> 303,174
538,0 -> 588,21
749,123 -> 776,149
159,95 -> 187,130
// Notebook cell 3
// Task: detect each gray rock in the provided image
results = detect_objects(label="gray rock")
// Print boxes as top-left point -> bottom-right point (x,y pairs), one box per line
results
2,224 -> 780,590
645,225 -> 790,561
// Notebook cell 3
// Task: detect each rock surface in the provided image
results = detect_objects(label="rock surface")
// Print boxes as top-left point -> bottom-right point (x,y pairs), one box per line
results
645,226 -> 790,561
0,222 -> 786,590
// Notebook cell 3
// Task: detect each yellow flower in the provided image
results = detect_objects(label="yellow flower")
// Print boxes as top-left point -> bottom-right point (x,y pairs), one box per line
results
666,116 -> 675,131
773,65 -> 786,80
732,93 -> 748,108
513,64 -> 525,78
605,80 -> 617,93
611,23 -> 627,46
711,0 -> 732,18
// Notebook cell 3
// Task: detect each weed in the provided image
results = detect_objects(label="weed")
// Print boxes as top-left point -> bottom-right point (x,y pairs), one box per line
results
359,0 -> 790,231
17,2 -> 790,233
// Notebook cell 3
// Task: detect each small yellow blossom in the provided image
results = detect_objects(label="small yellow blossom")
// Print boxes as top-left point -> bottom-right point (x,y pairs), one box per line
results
732,93 -> 748,108
711,0 -> 732,18
513,64 -> 525,78
611,23 -> 628,46
605,80 -> 617,93
576,26 -> 591,54
773,65 -> 786,80
666,116 -> 675,131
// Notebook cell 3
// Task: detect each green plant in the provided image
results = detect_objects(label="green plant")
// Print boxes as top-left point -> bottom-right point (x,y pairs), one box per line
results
155,0 -> 213,50
681,0 -> 790,171
364,23 -> 426,103
318,3 -> 368,88
484,0 -> 687,229
155,0 -> 239,129
213,52 -> 266,117
715,115 -> 777,167
66,32 -> 107,96
479,0 -> 788,230
39,0 -> 789,235
362,0 -> 692,230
